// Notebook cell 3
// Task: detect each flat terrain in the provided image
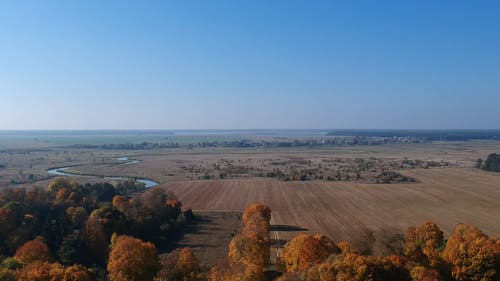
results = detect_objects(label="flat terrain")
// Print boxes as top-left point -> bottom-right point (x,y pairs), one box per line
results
160,167 -> 500,243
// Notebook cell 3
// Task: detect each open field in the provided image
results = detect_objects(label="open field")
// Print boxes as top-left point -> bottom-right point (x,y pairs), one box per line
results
160,167 -> 500,244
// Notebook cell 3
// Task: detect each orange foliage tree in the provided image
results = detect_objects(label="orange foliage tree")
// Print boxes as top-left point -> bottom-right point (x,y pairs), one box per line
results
154,247 -> 199,281
281,233 -> 340,272
62,264 -> 93,281
241,203 -> 271,263
442,223 -> 500,281
14,238 -> 52,264
107,235 -> 159,281
16,261 -> 64,281
410,266 -> 441,281
242,203 -> 271,238
278,253 -> 409,281
208,260 -> 249,281
405,222 -> 445,267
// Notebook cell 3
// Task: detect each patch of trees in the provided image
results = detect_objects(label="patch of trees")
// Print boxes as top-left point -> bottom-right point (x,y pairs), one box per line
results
477,153 -> 500,172
277,221 -> 500,281
0,178 -> 190,280
375,171 -> 417,184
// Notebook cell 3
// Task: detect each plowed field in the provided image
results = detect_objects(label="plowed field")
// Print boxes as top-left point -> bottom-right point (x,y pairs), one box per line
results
161,167 -> 500,243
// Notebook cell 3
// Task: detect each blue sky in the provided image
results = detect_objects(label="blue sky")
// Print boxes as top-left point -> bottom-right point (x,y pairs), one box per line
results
0,1 -> 499,129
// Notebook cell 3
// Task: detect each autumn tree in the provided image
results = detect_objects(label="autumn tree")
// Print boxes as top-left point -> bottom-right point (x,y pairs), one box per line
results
281,233 -> 340,272
405,222 -> 445,267
62,264 -> 93,281
241,203 -> 271,263
154,247 -> 199,281
229,234 -> 265,267
66,206 -> 87,227
55,188 -> 71,205
410,266 -> 441,281
242,203 -> 270,239
107,235 -> 159,281
83,211 -> 107,265
442,223 -> 500,281
48,178 -> 80,194
16,261 -> 64,281
208,260 -> 248,281
0,268 -> 17,281
178,248 -> 199,278
279,252 -> 410,281
242,203 -> 271,227
15,238 -> 52,264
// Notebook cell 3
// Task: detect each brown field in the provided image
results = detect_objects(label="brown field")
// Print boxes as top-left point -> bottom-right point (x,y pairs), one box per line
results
161,167 -> 500,244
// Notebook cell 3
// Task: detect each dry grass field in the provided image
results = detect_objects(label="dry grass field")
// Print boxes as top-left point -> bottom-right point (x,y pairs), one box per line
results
57,140 -> 500,183
161,167 -> 500,244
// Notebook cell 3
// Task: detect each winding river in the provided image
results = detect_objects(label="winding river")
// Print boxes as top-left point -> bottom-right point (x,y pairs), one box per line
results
47,156 -> 159,188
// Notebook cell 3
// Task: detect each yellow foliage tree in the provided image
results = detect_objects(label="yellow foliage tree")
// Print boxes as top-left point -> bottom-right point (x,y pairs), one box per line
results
228,234 -> 265,269
410,266 -> 441,281
405,222 -> 444,267
63,264 -> 93,281
48,178 -> 79,194
442,224 -> 500,281
17,261 -> 64,281
107,235 -> 159,281
154,247 -> 199,281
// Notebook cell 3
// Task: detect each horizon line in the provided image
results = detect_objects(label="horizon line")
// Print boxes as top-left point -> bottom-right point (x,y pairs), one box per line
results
1,128 -> 500,131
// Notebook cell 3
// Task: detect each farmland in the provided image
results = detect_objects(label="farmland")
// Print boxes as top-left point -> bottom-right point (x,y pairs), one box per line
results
162,167 -> 500,242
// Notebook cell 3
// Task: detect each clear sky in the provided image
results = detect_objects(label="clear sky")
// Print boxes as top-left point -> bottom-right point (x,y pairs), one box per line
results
0,1 -> 499,130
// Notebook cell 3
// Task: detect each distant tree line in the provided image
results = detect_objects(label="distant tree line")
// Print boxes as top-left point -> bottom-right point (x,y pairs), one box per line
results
65,136 -> 423,151
328,129 -> 500,141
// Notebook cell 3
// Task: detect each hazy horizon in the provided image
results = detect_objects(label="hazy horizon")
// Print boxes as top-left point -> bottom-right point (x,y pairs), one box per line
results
1,1 -> 500,130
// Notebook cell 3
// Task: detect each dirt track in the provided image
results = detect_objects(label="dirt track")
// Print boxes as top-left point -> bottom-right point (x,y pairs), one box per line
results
161,167 -> 500,243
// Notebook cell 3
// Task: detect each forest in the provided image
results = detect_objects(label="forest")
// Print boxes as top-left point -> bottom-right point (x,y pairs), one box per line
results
0,178 -> 190,280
